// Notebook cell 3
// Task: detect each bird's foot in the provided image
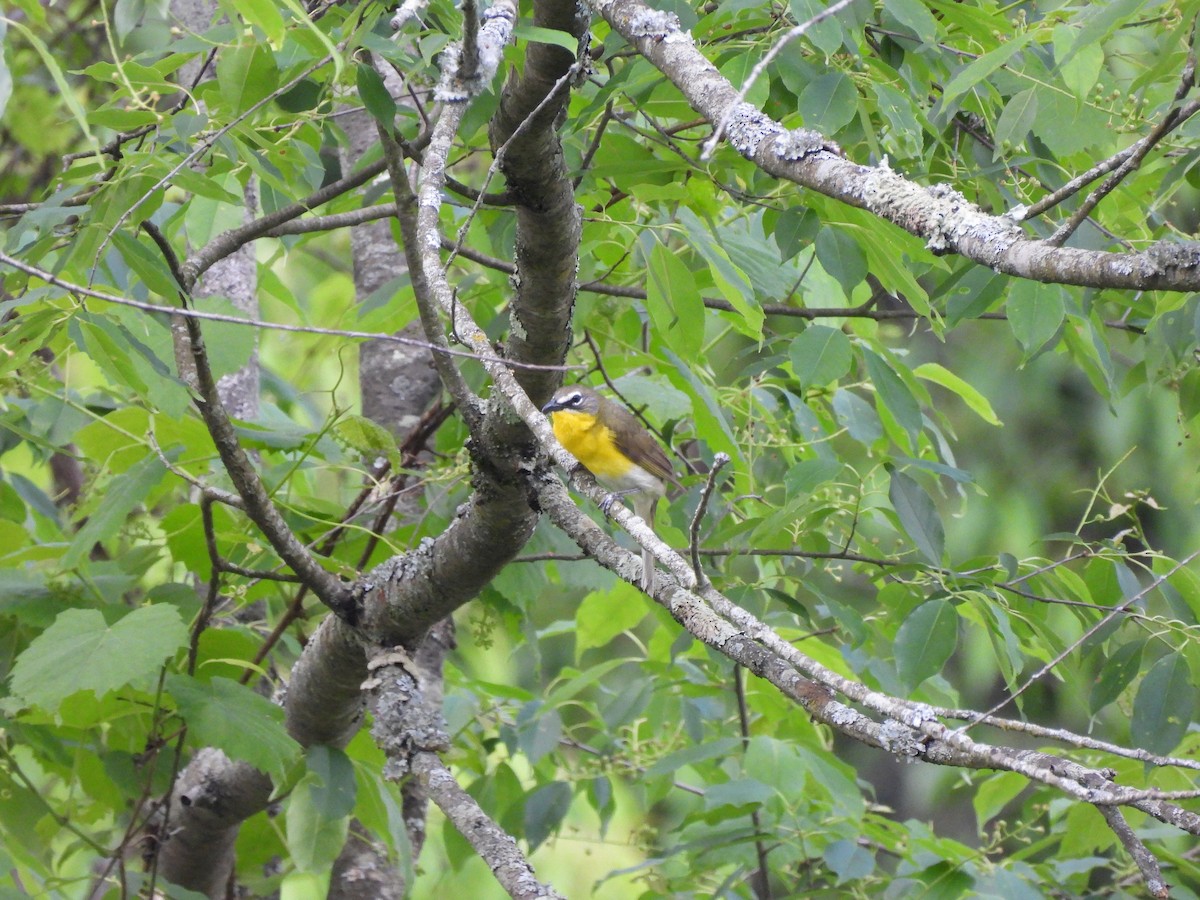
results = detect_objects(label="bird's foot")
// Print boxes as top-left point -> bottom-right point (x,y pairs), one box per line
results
599,489 -> 635,518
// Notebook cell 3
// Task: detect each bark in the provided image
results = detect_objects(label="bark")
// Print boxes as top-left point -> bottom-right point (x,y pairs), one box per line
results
344,71 -> 441,442
354,475 -> 537,646
328,826 -> 406,900
285,614 -> 369,748
365,621 -> 563,899
488,0 -> 588,407
153,749 -> 273,898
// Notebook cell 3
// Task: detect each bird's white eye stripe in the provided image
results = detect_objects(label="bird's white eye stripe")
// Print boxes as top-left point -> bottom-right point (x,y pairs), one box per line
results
567,392 -> 582,405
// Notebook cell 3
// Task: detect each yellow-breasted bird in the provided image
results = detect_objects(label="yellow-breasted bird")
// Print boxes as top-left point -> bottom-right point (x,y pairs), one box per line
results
541,384 -> 679,592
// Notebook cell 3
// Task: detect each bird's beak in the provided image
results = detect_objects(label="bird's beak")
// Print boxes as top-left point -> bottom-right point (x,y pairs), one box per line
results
540,399 -> 560,414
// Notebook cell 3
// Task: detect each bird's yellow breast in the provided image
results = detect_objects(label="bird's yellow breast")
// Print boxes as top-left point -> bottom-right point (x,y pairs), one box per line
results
550,410 -> 635,480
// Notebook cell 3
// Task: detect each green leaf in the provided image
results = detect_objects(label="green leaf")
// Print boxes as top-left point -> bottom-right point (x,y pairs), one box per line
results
305,746 -> 357,817
575,584 -> 647,656
941,33 -> 1032,109
994,88 -> 1038,150
788,0 -> 844,55
0,22 -> 9,117
216,41 -> 279,112
1062,0 -> 1147,63
790,324 -> 853,388
88,106 -> 161,130
1058,37 -> 1103,103
516,702 -> 562,763
814,228 -> 867,299
972,771 -> 1027,831
882,0 -> 938,44
676,209 -> 764,339
334,414 -> 402,472
9,605 -> 188,711
863,349 -> 922,449
167,675 -> 302,779
913,362 -> 1001,426
191,296 -> 258,382
1089,639 -> 1144,714
785,457 -> 843,497
647,239 -> 704,357
524,781 -> 572,852
894,598 -> 958,690
1006,280 -> 1065,357
1130,653 -> 1194,755
280,871 -> 327,900
356,62 -> 397,127
544,658 -> 631,706
1031,90 -> 1111,156
113,230 -> 181,297
611,374 -> 692,422
4,18 -> 97,153
944,267 -> 1007,325
704,777 -> 774,812
664,349 -> 740,458
287,747 -> 356,872
889,468 -> 944,564
513,23 -> 580,52
63,453 -> 167,570
824,839 -> 875,884
239,0 -> 287,45
276,0 -> 343,80
1171,367 -> 1200,424
644,737 -> 742,779
871,82 -> 923,159
799,72 -> 858,136
832,388 -> 883,445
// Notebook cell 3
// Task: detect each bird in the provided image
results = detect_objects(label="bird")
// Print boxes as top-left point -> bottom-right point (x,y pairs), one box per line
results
541,384 -> 678,592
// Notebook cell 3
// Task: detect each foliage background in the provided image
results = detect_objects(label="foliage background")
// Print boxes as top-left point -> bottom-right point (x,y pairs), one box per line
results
3,0 -> 1200,896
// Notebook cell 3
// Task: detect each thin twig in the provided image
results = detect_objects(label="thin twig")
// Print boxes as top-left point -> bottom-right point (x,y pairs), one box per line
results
734,665 -> 774,898
163,276 -> 355,620
95,53 -> 337,281
240,402 -> 453,683
957,550 -> 1200,732
1045,28 -> 1200,245
444,59 -> 584,270
573,100 -> 616,188
0,250 -> 581,372
702,0 -> 859,159
689,453 -> 730,588
377,115 -> 486,428
1046,98 -> 1200,246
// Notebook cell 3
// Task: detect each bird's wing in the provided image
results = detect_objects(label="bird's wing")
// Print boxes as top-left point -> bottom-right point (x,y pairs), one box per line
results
609,405 -> 677,486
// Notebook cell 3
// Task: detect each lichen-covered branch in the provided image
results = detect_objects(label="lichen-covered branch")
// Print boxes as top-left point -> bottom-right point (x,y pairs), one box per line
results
589,0 -> 1200,292
363,638 -> 564,900
412,753 -> 565,900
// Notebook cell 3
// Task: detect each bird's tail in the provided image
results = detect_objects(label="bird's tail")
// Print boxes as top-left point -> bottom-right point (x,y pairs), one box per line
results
641,546 -> 656,593
636,495 -> 659,593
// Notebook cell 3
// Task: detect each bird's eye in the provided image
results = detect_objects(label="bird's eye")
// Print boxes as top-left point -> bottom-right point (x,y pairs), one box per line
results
567,393 -> 582,406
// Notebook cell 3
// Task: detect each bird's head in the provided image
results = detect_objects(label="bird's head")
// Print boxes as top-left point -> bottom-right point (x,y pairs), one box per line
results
541,385 -> 601,416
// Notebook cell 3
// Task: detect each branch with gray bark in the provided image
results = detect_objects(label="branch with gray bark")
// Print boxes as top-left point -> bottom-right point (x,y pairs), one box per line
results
588,0 -> 1200,293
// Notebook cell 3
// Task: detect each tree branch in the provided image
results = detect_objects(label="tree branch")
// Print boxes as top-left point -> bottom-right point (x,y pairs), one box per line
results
170,294 -> 356,619
487,0 -> 589,406
364,638 -> 565,900
589,0 -> 1200,292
